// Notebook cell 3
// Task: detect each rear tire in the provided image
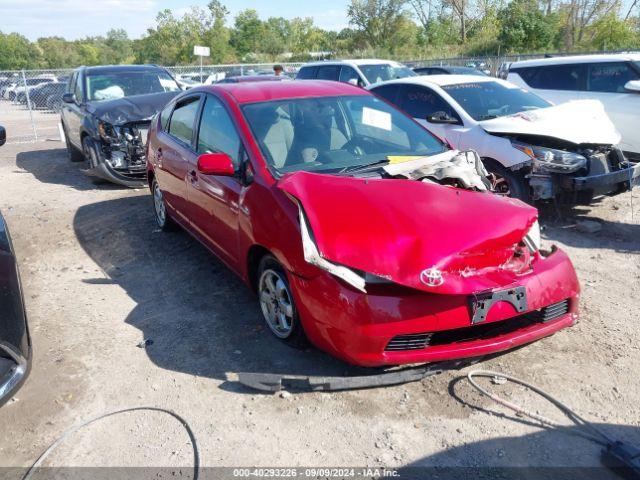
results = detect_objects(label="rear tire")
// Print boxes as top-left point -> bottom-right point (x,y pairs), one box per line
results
257,255 -> 308,348
63,124 -> 84,162
484,160 -> 532,204
152,178 -> 177,231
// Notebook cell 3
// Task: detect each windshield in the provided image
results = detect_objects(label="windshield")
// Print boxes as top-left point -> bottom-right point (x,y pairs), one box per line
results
242,95 -> 446,176
442,81 -> 551,121
359,64 -> 416,84
86,71 -> 180,101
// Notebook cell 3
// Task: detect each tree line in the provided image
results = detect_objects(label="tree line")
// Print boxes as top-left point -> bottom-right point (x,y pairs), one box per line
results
0,0 -> 638,70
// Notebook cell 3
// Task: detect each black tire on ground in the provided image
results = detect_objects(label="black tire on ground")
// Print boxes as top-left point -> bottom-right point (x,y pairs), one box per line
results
63,124 -> 84,162
257,254 -> 308,348
483,159 -> 532,204
151,178 -> 178,231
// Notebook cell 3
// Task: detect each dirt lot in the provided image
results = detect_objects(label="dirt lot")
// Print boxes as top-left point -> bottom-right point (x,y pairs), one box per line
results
0,139 -> 639,477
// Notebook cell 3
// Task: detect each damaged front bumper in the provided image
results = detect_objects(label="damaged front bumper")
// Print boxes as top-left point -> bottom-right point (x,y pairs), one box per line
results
560,160 -> 640,193
87,122 -> 149,187
289,248 -> 579,367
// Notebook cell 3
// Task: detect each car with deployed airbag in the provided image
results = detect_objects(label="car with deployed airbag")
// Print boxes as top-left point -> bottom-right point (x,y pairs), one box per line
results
146,80 -> 580,367
60,65 -> 181,187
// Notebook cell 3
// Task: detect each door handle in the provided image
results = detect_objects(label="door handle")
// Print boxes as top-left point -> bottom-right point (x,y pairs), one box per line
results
189,169 -> 198,185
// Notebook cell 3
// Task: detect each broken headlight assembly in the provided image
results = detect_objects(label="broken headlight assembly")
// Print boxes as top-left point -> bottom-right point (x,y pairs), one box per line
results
98,120 -> 120,143
512,142 -> 587,173
523,219 -> 541,253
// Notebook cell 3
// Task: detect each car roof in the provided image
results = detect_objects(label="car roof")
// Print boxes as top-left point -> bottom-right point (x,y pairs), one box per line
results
374,74 -> 498,88
83,64 -> 167,75
201,80 -> 369,104
511,52 -> 640,68
301,59 -> 403,68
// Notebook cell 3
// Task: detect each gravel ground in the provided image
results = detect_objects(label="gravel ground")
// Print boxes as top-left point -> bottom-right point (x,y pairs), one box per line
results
0,140 -> 639,478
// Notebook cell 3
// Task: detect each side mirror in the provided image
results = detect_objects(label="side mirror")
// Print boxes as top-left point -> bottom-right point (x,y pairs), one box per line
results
62,93 -> 76,104
0,126 -> 5,147
426,111 -> 459,125
624,80 -> 640,93
347,78 -> 359,86
197,152 -> 235,176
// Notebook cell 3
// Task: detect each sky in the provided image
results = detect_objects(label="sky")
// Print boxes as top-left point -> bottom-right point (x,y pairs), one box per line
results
0,0 -> 351,41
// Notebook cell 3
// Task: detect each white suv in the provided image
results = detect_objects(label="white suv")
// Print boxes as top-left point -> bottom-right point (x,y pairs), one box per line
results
296,59 -> 416,87
369,75 -> 640,204
507,53 -> 640,159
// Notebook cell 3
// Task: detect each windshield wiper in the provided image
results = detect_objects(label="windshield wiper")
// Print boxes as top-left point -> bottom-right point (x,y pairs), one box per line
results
338,159 -> 390,175
477,114 -> 498,120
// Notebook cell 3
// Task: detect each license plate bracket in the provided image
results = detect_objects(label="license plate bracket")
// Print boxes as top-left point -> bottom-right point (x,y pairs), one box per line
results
469,287 -> 527,325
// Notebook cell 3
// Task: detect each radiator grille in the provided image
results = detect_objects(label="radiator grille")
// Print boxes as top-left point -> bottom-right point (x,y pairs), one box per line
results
385,299 -> 570,352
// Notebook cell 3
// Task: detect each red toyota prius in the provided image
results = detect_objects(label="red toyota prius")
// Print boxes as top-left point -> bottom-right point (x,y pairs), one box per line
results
146,80 -> 580,367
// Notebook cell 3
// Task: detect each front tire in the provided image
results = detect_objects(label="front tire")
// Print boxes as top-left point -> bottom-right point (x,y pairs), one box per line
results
152,178 -> 177,231
257,255 -> 307,347
484,160 -> 532,203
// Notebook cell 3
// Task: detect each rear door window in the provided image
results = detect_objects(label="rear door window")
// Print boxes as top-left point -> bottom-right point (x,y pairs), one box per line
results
400,85 -> 459,121
587,62 -> 639,93
339,66 -> 361,84
168,96 -> 201,146
515,64 -> 586,91
317,66 -> 340,81
296,66 -> 318,80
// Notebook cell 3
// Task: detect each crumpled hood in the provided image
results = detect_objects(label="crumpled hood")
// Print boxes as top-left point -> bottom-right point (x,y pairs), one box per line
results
480,100 -> 621,146
86,91 -> 180,126
278,171 -> 538,294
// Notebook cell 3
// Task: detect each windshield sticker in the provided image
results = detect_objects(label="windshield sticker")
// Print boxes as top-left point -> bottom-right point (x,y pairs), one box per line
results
387,155 -> 425,164
362,107 -> 392,131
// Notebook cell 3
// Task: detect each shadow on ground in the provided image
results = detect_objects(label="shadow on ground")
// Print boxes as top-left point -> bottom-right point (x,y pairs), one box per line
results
395,374 -> 640,479
539,202 -> 640,253
72,195 -> 374,393
16,148 -> 127,191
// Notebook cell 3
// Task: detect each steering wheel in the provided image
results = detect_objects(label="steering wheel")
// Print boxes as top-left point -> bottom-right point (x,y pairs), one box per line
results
343,137 -> 373,157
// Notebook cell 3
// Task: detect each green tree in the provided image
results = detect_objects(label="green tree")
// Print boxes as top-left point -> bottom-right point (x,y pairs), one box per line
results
347,0 -> 409,48
230,9 -> 263,57
0,32 -> 41,69
498,0 -> 557,51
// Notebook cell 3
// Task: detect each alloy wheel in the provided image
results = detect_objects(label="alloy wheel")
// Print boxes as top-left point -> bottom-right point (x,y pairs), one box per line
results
153,182 -> 166,227
258,269 -> 294,338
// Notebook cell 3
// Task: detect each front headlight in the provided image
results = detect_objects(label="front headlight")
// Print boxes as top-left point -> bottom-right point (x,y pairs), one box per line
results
98,121 -> 119,143
523,219 -> 541,253
512,142 -> 587,173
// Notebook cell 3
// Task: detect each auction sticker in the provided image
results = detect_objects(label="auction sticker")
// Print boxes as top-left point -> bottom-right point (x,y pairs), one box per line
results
362,107 -> 392,131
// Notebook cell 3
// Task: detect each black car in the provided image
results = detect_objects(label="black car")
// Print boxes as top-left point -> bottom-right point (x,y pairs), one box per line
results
26,82 -> 67,111
413,65 -> 488,76
0,125 -> 32,407
60,65 -> 181,187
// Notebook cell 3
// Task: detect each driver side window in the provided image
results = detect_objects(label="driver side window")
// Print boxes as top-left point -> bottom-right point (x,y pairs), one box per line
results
197,95 -> 242,169
400,85 -> 459,122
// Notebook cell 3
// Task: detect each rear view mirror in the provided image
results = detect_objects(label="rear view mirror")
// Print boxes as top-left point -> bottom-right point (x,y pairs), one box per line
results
624,80 -> 640,93
62,93 -> 76,104
0,126 -> 5,147
197,152 -> 235,176
426,111 -> 459,125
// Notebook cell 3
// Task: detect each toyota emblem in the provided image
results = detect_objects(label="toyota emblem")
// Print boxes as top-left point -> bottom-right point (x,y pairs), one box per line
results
420,267 -> 444,287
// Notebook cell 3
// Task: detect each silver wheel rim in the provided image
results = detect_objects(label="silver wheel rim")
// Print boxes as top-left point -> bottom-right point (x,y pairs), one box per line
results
259,269 -> 294,338
153,183 -> 166,226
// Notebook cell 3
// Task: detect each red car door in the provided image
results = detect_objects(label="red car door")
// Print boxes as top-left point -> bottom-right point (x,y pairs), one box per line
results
186,94 -> 244,269
154,95 -> 202,223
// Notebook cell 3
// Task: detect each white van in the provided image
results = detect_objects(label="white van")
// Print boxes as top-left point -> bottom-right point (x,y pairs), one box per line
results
507,53 -> 640,160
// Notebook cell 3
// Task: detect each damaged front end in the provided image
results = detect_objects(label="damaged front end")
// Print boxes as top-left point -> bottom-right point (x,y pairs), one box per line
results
91,120 -> 149,186
501,134 -> 640,203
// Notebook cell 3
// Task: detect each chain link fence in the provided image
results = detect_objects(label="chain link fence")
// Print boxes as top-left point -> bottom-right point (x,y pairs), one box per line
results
0,52 -> 634,144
